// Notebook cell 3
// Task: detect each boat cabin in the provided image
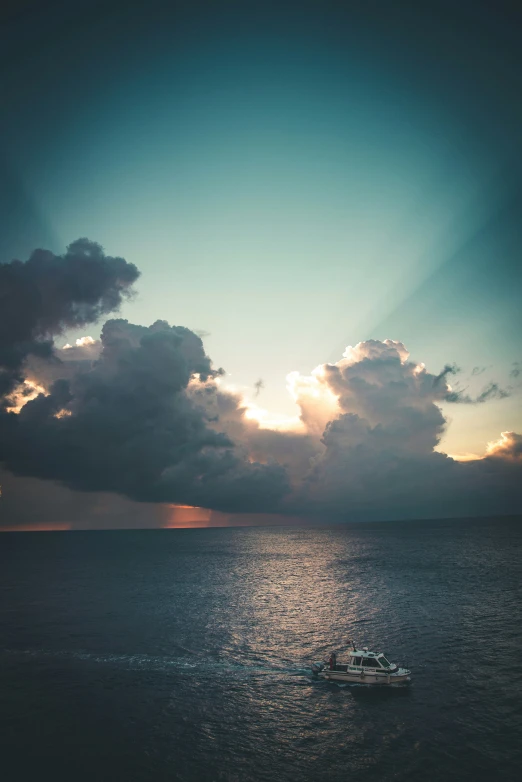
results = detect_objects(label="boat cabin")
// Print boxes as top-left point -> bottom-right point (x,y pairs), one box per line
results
329,647 -> 396,672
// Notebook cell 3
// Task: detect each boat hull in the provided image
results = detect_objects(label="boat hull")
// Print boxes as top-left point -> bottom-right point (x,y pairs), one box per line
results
316,669 -> 410,685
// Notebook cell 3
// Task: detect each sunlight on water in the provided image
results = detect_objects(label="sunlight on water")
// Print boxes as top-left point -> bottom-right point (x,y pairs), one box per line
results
0,520 -> 521,781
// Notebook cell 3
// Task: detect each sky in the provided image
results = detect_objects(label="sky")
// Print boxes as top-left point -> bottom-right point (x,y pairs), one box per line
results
0,0 -> 521,529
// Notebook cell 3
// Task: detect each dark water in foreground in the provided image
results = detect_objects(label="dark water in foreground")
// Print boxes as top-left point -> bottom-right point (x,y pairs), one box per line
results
1,518 -> 521,782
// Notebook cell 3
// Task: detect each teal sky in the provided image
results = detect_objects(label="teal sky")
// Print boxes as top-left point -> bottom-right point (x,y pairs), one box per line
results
2,0 -> 521,458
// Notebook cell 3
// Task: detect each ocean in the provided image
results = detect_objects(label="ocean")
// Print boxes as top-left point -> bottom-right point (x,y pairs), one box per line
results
1,517 -> 521,781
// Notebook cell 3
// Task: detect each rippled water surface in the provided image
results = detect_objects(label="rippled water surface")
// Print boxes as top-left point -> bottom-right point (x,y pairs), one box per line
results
1,518 -> 521,781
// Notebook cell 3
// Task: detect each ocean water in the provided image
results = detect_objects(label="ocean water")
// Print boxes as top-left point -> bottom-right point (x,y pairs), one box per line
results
1,517 -> 521,782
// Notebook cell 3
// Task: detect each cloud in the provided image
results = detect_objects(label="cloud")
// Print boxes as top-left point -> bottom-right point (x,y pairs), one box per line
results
275,340 -> 521,519
290,340 -> 449,450
5,378 -> 48,414
15,337 -> 103,395
0,319 -> 290,513
445,381 -> 510,404
0,242 -> 520,524
424,364 -> 510,405
511,362 -> 521,379
187,378 -> 320,485
1,325 -> 520,522
62,335 -> 97,351
0,238 -> 139,402
485,432 -> 522,462
284,340 -> 454,516
476,383 -> 510,403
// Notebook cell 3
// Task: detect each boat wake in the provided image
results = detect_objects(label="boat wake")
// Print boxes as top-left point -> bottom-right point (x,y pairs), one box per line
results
1,647 -> 311,680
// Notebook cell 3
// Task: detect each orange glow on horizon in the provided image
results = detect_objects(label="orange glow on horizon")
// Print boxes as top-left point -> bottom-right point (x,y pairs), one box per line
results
0,522 -> 72,532
163,504 -> 305,529
164,504 -> 214,527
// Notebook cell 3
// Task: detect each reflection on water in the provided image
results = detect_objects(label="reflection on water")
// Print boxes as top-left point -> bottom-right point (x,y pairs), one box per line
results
0,518 -> 521,781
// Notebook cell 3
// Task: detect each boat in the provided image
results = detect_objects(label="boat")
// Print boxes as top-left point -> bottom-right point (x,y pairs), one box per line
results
311,643 -> 411,685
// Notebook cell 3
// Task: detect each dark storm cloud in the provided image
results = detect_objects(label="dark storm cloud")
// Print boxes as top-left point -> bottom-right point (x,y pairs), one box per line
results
0,239 -> 139,402
1,321 -> 520,522
0,239 -> 289,515
16,339 -> 102,393
0,242 -> 520,523
188,379 -> 321,484
0,319 -> 290,513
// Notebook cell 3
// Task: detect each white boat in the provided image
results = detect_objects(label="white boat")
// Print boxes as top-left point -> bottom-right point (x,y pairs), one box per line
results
311,644 -> 411,685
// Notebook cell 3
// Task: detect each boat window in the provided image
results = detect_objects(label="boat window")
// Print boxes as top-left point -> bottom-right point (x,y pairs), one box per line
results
379,656 -> 391,668
362,657 -> 377,667
352,657 -> 362,666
